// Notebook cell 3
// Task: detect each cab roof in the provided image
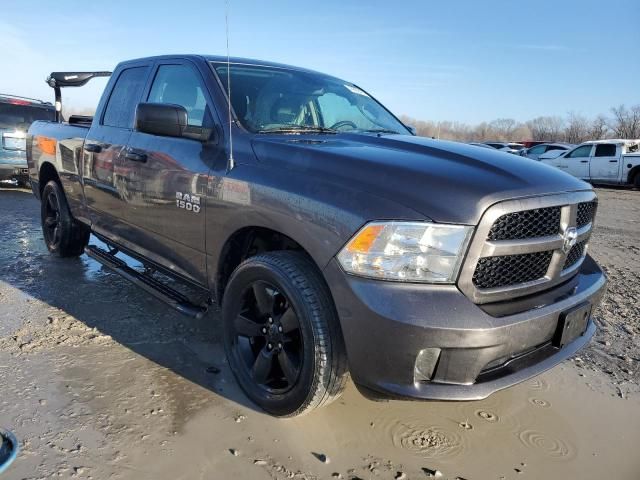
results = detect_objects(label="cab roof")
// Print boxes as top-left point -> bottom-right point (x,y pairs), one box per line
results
119,54 -> 341,80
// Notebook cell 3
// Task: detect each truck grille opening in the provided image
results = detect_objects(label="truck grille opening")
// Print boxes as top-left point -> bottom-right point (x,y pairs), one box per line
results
563,240 -> 586,270
487,206 -> 561,241
576,201 -> 597,228
472,251 -> 553,289
458,192 -> 598,303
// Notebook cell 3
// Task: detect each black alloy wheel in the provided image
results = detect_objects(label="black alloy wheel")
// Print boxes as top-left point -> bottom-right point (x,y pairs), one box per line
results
222,252 -> 348,417
40,180 -> 89,257
232,280 -> 303,393
43,187 -> 62,249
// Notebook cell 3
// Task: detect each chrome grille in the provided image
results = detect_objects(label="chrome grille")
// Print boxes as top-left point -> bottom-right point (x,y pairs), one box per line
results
458,191 -> 597,304
488,207 -> 560,241
563,240 -> 587,270
473,251 -> 553,289
576,201 -> 597,228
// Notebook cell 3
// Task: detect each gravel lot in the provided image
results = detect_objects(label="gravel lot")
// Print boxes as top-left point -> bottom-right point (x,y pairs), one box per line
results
0,185 -> 638,480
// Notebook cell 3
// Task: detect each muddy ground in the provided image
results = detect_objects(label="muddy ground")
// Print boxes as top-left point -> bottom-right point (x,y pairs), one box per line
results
0,185 -> 638,480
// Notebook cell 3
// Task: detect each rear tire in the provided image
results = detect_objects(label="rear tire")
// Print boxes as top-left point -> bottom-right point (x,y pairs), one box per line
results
222,251 -> 348,417
634,172 -> 640,188
41,180 -> 90,257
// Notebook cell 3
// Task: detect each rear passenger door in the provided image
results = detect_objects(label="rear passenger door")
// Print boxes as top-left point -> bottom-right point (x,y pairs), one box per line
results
589,143 -> 619,182
115,60 -> 223,285
83,64 -> 150,235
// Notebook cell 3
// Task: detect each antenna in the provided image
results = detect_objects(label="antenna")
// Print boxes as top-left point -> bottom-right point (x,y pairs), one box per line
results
225,0 -> 235,172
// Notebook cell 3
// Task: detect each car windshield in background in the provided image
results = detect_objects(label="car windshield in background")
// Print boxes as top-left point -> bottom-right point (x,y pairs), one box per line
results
213,63 -> 409,135
0,104 -> 55,131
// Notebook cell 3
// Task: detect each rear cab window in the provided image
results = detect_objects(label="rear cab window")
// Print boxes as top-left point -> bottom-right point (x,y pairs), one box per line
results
594,144 -> 617,157
102,67 -> 150,128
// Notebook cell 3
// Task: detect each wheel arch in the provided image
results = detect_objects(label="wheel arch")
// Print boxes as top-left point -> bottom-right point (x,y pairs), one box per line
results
214,225 -> 323,305
627,165 -> 640,185
38,161 -> 61,197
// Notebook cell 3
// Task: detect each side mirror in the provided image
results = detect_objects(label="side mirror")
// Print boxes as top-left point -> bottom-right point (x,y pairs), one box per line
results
135,103 -> 213,142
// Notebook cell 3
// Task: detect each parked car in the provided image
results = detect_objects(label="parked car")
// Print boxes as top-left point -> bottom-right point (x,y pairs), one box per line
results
540,139 -> 640,186
468,142 -> 497,149
538,149 -> 569,162
483,142 -> 526,154
26,55 -> 606,416
521,143 -> 574,161
1,94 -> 55,186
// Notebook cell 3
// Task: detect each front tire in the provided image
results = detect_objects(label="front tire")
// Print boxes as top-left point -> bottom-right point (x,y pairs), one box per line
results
222,251 -> 348,417
41,180 -> 89,257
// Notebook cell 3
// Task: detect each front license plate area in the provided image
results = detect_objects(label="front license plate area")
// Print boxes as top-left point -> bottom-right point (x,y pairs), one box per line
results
553,302 -> 591,348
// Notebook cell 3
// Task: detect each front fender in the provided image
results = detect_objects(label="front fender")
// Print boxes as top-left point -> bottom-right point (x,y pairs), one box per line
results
205,163 -> 426,289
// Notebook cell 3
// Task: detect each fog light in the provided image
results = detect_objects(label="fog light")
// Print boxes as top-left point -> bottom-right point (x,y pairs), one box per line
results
414,348 -> 441,383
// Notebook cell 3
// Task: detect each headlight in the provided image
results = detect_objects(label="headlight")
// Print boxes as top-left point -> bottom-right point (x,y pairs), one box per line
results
337,221 -> 473,283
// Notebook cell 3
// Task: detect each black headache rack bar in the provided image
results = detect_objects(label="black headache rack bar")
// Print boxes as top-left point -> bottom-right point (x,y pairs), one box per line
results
46,71 -> 111,122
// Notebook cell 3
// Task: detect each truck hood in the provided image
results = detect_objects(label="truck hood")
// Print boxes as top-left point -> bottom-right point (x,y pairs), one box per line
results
250,133 -> 591,225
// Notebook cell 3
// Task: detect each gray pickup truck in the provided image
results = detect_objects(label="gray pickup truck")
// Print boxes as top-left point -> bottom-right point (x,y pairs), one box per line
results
26,55 -> 606,416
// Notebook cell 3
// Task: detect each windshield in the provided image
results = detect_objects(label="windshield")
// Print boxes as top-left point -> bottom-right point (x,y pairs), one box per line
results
0,103 -> 55,131
213,63 -> 409,135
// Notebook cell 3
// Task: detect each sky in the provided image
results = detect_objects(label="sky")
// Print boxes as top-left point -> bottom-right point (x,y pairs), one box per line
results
1,0 -> 638,124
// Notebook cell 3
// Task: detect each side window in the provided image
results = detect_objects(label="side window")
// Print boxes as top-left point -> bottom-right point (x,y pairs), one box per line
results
529,145 -> 546,154
594,144 -> 617,157
567,145 -> 592,158
147,65 -> 211,127
103,67 -> 149,128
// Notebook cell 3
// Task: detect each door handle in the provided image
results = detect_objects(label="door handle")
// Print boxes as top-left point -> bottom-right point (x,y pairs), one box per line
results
84,143 -> 102,153
124,151 -> 147,163
609,160 -> 618,163
580,160 -> 588,163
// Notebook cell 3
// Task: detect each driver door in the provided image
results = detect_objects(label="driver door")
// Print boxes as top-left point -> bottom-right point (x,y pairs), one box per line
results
564,145 -> 593,179
114,60 -> 223,285
589,143 -> 620,182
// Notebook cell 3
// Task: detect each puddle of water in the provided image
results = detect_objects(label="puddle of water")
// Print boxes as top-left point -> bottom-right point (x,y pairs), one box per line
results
107,365 -> 640,480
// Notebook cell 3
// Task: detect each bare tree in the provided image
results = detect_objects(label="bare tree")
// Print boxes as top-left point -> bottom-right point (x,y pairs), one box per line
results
399,106 -> 636,143
588,115 -> 609,140
526,116 -> 564,142
609,104 -> 640,138
564,112 -> 590,144
489,118 -> 517,141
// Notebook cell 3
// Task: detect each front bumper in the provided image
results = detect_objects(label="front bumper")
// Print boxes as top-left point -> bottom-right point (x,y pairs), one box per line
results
323,255 -> 606,401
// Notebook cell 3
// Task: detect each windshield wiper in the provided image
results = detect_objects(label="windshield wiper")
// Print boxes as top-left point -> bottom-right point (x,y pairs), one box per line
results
355,128 -> 401,135
257,125 -> 337,134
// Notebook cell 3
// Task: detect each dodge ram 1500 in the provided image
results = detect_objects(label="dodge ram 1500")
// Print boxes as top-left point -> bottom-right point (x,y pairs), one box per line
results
27,55 -> 606,416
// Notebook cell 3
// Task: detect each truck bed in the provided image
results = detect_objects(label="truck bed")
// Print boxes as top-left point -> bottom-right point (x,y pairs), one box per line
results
27,119 -> 89,175
27,120 -> 90,213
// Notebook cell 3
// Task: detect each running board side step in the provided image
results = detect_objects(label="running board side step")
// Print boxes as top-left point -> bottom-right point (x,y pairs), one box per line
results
84,245 -> 208,319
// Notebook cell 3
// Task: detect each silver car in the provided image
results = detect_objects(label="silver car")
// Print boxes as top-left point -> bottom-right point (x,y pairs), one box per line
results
1,94 -> 55,186
483,142 -> 526,155
520,143 -> 574,161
